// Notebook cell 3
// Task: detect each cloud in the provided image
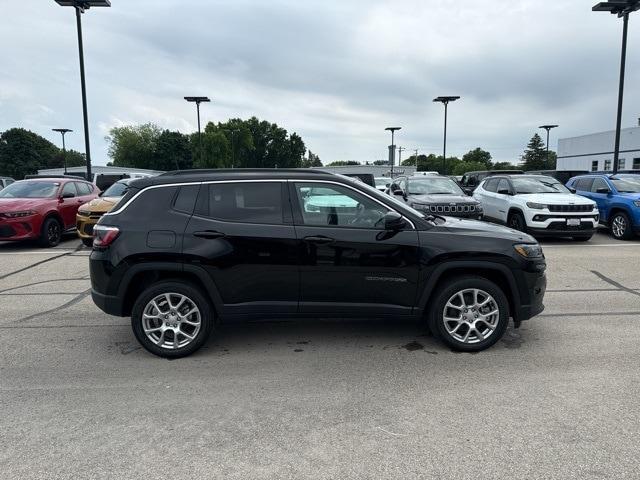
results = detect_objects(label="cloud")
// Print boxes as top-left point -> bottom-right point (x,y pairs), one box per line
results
1,0 -> 639,165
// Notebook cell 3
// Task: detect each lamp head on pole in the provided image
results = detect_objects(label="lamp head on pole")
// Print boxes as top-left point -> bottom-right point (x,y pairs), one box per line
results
54,0 -> 111,12
433,96 -> 460,105
593,0 -> 640,17
52,128 -> 73,135
184,96 -> 211,105
538,124 -> 559,132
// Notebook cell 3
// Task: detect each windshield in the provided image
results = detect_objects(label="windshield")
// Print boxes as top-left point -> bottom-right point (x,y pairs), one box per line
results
408,177 -> 464,195
375,177 -> 389,188
101,181 -> 129,197
512,176 -> 569,194
0,181 -> 59,198
611,176 -> 640,193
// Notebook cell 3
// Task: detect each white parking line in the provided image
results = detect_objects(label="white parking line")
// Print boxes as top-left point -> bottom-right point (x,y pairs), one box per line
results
543,243 -> 640,248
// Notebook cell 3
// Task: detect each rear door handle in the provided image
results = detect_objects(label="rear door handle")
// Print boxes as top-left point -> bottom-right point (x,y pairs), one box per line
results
193,230 -> 226,239
303,235 -> 334,245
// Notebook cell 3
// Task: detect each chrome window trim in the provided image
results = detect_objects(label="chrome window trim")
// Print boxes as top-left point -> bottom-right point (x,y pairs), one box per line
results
104,178 -> 416,229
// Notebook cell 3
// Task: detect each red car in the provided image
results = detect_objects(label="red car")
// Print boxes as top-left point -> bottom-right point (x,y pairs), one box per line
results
0,177 -> 98,247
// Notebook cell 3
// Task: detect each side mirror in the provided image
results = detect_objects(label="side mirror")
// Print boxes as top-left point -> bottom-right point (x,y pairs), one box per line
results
392,189 -> 405,197
596,187 -> 610,194
383,211 -> 407,230
568,187 -> 576,194
497,188 -> 511,195
61,192 -> 75,199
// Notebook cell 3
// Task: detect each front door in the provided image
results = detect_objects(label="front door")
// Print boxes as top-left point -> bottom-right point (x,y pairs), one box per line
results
183,181 -> 299,315
589,177 -> 612,222
290,181 -> 420,316
58,182 -> 80,229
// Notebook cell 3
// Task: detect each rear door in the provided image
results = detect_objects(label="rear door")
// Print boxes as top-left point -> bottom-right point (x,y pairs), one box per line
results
182,180 -> 299,315
290,180 -> 420,316
589,177 -> 612,222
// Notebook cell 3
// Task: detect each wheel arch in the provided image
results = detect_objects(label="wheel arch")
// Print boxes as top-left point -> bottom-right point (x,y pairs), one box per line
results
117,263 -> 223,318
417,261 -> 520,320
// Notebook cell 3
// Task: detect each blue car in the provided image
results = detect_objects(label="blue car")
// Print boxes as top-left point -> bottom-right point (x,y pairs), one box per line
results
566,174 -> 640,240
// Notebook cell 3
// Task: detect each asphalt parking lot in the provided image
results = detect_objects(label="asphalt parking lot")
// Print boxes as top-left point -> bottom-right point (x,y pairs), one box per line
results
1,232 -> 639,480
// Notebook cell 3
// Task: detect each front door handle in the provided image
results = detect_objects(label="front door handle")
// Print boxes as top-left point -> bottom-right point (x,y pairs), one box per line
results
193,230 -> 226,239
303,235 -> 334,245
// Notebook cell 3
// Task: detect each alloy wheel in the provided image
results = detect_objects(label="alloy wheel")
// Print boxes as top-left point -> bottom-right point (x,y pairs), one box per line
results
442,288 -> 500,344
48,222 -> 61,244
142,293 -> 201,350
612,215 -> 627,238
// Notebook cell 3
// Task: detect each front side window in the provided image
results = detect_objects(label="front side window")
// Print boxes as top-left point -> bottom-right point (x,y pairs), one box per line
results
295,183 -> 390,229
61,182 -> 77,197
591,178 -> 609,193
496,179 -> 511,193
0,181 -> 59,199
483,178 -> 498,192
407,177 -> 464,195
204,182 -> 283,224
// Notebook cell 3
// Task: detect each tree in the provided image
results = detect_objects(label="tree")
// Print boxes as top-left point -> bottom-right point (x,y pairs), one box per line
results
373,160 -> 388,166
402,154 -> 461,175
327,160 -> 360,166
154,130 -> 192,171
462,148 -> 492,169
0,128 -> 60,179
106,123 -> 162,169
492,161 -> 519,170
452,161 -> 486,176
521,133 -> 555,171
301,150 -> 322,168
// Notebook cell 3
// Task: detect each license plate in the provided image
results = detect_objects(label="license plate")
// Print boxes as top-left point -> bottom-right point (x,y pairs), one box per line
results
567,218 -> 580,227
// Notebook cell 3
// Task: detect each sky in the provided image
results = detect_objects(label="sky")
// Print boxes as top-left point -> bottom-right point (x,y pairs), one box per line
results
1,0 -> 639,165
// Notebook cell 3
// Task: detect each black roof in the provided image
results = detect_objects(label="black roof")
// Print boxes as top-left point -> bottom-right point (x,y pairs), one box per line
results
131,168 -> 339,189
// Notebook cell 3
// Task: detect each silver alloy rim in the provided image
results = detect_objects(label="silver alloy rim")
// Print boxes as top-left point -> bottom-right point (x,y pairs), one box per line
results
142,293 -> 201,350
442,288 -> 500,344
612,215 -> 626,238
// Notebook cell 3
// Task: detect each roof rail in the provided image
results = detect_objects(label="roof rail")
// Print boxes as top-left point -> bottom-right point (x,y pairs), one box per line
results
159,168 -> 332,176
24,174 -> 86,180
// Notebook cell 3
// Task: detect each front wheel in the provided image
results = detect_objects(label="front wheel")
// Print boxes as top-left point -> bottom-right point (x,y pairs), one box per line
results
428,276 -> 510,352
610,212 -> 633,240
508,211 -> 527,233
131,281 -> 214,358
38,217 -> 62,248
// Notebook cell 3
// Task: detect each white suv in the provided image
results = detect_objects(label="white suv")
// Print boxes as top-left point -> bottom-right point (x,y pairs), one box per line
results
473,175 -> 598,240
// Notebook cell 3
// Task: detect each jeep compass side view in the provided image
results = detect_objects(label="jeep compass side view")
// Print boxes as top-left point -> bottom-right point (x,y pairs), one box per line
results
90,169 -> 546,358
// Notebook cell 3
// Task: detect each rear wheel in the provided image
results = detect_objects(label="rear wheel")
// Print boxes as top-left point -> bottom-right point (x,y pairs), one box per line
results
610,212 -> 633,240
508,211 -> 527,233
38,217 -> 62,248
131,281 -> 214,358
428,276 -> 510,352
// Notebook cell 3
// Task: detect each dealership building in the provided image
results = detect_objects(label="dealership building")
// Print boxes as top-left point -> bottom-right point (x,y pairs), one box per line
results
557,122 -> 640,172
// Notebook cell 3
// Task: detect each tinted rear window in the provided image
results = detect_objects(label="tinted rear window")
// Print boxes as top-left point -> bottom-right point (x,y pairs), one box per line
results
202,182 -> 284,224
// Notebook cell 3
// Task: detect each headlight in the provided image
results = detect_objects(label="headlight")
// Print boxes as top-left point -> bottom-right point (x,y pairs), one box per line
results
411,203 -> 430,211
526,202 -> 546,209
78,210 -> 91,217
1,210 -> 37,218
634,200 -> 640,208
514,243 -> 544,259
475,203 -> 483,211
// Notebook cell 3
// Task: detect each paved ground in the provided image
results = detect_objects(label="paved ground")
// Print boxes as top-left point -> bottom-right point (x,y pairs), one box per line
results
1,231 -> 639,479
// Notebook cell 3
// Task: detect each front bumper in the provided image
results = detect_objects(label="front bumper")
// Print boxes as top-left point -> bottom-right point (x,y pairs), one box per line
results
526,214 -> 598,237
76,213 -> 102,239
0,216 -> 39,240
514,269 -> 546,322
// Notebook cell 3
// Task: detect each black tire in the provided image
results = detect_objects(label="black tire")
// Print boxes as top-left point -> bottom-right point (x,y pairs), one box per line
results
428,276 -> 510,352
610,211 -> 633,240
81,237 -> 94,248
131,281 -> 214,358
508,211 -> 527,233
38,217 -> 62,248
572,234 -> 593,242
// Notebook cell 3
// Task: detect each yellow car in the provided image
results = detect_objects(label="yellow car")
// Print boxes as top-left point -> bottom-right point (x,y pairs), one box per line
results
77,178 -> 133,247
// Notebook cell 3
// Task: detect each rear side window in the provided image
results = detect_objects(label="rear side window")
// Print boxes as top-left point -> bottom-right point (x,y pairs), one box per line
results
201,182 -> 284,224
173,185 -> 200,214
484,178 -> 498,192
75,182 -> 93,195
574,178 -> 594,191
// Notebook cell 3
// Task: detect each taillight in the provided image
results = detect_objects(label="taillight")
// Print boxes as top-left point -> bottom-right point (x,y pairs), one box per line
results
93,225 -> 120,247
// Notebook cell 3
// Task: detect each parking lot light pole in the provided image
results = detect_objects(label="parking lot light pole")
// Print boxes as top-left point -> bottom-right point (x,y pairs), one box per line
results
54,0 -> 111,182
184,96 -> 211,166
593,0 -> 640,174
433,96 -> 460,174
385,127 -> 401,177
539,125 -> 559,164
52,128 -> 73,174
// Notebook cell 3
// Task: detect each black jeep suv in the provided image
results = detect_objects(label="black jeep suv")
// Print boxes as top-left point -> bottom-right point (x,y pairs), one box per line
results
90,169 -> 546,358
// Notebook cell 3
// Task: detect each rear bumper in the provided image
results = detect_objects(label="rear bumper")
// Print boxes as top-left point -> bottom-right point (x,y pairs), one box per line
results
92,289 -> 125,317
